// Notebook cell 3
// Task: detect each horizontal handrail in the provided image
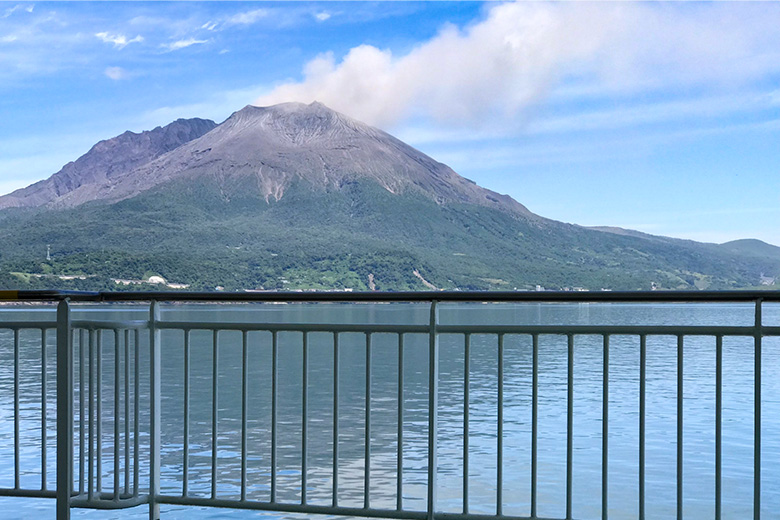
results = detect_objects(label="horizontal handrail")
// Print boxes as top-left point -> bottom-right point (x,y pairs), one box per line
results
2,288 -> 780,303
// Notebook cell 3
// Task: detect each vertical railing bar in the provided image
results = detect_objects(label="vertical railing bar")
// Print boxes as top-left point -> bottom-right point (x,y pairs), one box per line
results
70,327 -> 76,496
715,335 -> 723,520
241,330 -> 248,502
462,333 -> 470,515
364,332 -> 372,510
271,331 -> 278,503
41,328 -> 48,491
113,329 -> 121,502
14,328 -> 20,490
133,328 -> 140,497
149,302 -> 161,520
602,334 -> 609,520
639,335 -> 646,520
96,330 -> 103,495
398,333 -> 405,512
566,334 -> 574,520
56,299 -> 73,520
531,334 -> 539,519
124,329 -> 130,497
677,334 -> 683,520
183,329 -> 190,497
497,333 -> 504,517
754,299 -> 762,520
333,332 -> 339,508
88,329 -> 95,501
302,331 -> 309,506
79,329 -> 86,496
211,329 -> 219,500
427,301 -> 439,520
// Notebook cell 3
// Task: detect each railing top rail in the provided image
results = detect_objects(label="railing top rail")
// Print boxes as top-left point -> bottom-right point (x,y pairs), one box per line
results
2,289 -> 780,303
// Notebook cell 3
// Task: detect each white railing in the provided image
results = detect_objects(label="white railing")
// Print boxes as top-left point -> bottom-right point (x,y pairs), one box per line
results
0,290 -> 778,520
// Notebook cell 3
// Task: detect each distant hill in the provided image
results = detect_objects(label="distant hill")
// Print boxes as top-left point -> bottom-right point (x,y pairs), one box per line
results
0,102 -> 777,292
719,239 -> 780,259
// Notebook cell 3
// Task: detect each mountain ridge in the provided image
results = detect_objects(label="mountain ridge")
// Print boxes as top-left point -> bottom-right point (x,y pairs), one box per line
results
0,117 -> 217,209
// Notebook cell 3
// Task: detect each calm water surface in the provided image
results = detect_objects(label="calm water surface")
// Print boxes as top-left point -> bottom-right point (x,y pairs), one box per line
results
0,302 -> 778,519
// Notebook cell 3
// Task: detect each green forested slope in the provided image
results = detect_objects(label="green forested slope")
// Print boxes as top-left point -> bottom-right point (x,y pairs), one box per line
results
1,176 -> 777,291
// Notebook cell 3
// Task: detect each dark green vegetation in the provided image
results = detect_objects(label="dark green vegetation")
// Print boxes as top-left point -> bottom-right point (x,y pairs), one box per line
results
2,176 -> 778,292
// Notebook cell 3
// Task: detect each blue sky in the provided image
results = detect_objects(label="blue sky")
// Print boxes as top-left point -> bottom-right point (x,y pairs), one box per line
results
1,1 -> 779,245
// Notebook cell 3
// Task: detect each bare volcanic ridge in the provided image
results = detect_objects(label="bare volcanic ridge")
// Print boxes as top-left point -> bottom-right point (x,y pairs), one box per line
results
0,117 -> 217,209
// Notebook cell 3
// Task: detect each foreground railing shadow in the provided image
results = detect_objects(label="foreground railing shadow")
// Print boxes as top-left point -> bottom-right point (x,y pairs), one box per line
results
0,290 -> 778,520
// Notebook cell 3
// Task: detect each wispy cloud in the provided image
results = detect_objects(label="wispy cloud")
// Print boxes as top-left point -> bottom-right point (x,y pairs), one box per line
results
2,4 -> 34,19
225,9 -> 268,26
1,34 -> 18,43
528,92 -> 776,135
255,2 -> 780,130
104,66 -> 127,81
162,37 -> 208,52
314,12 -> 331,23
95,32 -> 144,49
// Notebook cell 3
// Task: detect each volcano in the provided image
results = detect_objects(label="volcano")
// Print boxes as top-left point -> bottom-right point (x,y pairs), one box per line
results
0,102 -> 777,291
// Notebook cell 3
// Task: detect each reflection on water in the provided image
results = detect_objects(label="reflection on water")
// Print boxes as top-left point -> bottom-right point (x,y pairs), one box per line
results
0,302 -> 778,519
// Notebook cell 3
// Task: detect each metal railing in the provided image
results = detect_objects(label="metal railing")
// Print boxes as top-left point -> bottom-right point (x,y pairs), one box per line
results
0,289 -> 778,520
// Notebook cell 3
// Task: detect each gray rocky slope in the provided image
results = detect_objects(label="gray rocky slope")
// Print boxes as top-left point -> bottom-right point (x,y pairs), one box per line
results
0,102 -> 532,217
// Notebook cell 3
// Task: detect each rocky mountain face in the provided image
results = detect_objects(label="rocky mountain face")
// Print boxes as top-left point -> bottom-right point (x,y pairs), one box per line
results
0,117 -> 217,209
0,102 -> 531,216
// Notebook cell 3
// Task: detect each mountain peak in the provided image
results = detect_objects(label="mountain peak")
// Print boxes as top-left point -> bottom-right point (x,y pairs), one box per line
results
221,101 -> 378,147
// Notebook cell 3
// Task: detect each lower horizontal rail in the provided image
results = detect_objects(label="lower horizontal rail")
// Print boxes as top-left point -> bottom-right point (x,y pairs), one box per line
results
0,488 -> 57,499
70,494 -> 148,509
158,496 -> 568,520
158,495 -> 429,519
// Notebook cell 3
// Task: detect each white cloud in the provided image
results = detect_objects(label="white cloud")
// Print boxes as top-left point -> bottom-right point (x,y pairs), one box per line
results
254,2 -> 780,130
202,21 -> 217,31
95,32 -> 144,49
226,9 -> 268,26
1,35 -> 18,43
314,12 -> 331,22
104,66 -> 127,81
162,38 -> 208,52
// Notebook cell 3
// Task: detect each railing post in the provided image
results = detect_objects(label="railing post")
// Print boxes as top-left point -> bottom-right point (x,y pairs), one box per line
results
427,301 -> 439,520
754,298 -> 762,520
149,301 -> 161,520
56,299 -> 73,520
